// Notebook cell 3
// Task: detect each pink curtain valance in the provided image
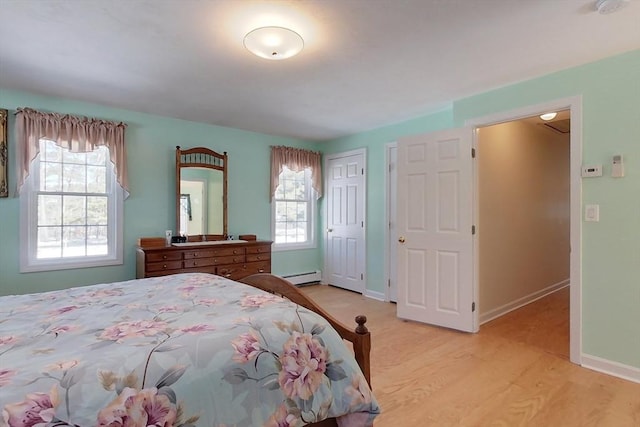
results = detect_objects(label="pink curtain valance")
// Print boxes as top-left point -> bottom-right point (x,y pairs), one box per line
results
15,107 -> 128,195
270,146 -> 322,201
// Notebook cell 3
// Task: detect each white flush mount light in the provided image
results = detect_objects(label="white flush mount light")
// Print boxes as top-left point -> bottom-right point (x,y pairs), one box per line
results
244,26 -> 304,60
540,112 -> 557,121
595,0 -> 630,14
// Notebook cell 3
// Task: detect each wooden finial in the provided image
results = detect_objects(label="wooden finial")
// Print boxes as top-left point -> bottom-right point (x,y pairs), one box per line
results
355,315 -> 368,334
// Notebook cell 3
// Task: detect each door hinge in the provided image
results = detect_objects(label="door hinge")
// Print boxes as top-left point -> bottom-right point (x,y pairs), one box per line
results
388,279 -> 391,288
362,168 -> 364,175
361,221 -> 364,227
472,302 -> 476,312
472,148 -> 476,158
361,273 -> 364,280
472,225 -> 476,235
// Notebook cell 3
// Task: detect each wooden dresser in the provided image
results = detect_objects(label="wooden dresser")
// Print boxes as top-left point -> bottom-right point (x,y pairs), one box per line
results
136,240 -> 272,280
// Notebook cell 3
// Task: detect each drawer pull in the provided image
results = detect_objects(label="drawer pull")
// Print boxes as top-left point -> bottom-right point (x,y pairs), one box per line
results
233,250 -> 238,254
258,269 -> 265,273
193,261 -> 197,266
256,256 -> 261,260
194,253 -> 198,257
162,255 -> 167,260
163,264 -> 167,269
225,274 -> 231,278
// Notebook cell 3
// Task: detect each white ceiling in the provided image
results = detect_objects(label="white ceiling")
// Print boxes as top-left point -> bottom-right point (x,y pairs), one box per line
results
1,0 -> 638,141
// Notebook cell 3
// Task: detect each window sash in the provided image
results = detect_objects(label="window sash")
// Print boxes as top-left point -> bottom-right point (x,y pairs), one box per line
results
272,167 -> 316,250
20,141 -> 123,272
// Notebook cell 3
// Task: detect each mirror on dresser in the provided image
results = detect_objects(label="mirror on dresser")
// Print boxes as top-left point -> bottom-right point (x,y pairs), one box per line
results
175,146 -> 227,239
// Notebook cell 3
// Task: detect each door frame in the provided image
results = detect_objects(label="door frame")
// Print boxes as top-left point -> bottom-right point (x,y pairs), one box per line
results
323,148 -> 367,293
466,96 -> 583,365
384,142 -> 397,302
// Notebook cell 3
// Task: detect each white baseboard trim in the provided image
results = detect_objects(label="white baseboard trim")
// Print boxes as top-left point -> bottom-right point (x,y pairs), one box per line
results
365,289 -> 385,301
581,354 -> 640,384
480,278 -> 570,325
282,270 -> 322,286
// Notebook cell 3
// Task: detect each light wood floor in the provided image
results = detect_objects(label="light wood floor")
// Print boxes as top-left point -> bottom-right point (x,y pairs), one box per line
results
302,285 -> 640,426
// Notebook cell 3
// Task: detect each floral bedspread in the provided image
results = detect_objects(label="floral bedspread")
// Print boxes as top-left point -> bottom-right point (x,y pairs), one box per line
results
0,273 -> 379,427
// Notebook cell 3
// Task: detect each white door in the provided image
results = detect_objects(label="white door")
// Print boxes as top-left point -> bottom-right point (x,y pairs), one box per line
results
387,144 -> 398,302
325,150 -> 365,293
396,129 -> 477,332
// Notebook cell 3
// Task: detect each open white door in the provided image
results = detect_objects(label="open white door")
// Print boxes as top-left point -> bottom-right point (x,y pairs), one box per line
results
396,128 -> 477,332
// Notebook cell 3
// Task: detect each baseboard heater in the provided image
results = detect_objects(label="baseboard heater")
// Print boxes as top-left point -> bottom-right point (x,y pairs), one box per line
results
282,270 -> 322,286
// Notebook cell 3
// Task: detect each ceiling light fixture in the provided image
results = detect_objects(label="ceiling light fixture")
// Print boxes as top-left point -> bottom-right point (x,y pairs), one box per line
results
243,26 -> 304,60
540,112 -> 557,121
595,0 -> 630,14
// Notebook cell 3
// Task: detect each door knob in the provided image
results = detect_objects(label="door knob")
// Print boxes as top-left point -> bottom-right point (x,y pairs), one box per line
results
398,236 -> 406,243
327,228 -> 333,232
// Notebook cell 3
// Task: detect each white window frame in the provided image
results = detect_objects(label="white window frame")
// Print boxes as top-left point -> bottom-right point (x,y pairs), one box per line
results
271,166 -> 317,251
20,140 -> 124,272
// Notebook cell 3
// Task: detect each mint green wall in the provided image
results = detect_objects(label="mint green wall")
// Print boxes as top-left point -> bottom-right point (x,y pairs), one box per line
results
321,50 -> 640,370
0,89 -> 321,296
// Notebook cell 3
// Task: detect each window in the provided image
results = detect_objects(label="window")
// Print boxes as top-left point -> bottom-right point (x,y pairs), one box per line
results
20,139 -> 123,272
272,166 -> 316,250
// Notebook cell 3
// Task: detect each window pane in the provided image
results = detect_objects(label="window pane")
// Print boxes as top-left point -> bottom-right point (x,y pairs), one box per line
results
63,226 -> 86,257
62,149 -> 86,165
296,202 -> 307,221
62,164 -> 86,192
63,196 -> 86,225
87,225 -> 108,255
87,196 -> 108,225
41,162 -> 62,192
86,147 -> 108,166
42,140 -> 62,162
274,222 -> 287,243
37,227 -> 61,259
87,165 -> 106,193
38,195 -> 62,225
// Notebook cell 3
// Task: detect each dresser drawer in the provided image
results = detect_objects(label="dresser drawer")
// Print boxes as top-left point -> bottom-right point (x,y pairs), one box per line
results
147,260 -> 183,272
183,247 -> 245,259
246,252 -> 270,263
243,260 -> 271,275
246,245 -> 271,255
147,251 -> 182,263
217,265 -> 247,281
183,257 -> 217,269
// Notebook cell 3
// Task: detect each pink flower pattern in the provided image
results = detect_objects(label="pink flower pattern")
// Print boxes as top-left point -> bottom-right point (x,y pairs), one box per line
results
0,369 -> 17,387
179,324 -> 215,334
2,386 -> 59,427
231,330 -> 262,363
278,332 -> 328,400
0,273 -> 378,425
96,387 -> 177,427
265,403 -> 299,427
240,294 -> 282,308
99,319 -> 170,343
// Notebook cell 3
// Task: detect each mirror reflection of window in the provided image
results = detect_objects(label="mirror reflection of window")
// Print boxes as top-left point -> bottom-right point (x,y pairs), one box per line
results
179,179 -> 205,236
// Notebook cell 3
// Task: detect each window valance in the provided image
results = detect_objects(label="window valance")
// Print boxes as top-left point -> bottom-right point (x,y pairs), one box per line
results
270,146 -> 322,201
15,107 -> 128,195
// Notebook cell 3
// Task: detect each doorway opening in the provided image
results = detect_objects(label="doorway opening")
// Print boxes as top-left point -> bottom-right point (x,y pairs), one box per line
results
476,110 -> 571,360
386,97 -> 582,363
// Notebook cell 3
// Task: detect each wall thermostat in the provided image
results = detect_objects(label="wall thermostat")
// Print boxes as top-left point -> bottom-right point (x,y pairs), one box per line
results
612,155 -> 624,178
581,164 -> 603,178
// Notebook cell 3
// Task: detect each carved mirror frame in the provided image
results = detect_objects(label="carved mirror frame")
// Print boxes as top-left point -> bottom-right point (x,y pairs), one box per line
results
0,109 -> 7,198
175,146 -> 228,239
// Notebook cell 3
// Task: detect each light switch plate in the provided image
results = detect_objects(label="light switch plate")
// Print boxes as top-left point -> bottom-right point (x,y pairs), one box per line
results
585,204 -> 600,222
581,165 -> 603,177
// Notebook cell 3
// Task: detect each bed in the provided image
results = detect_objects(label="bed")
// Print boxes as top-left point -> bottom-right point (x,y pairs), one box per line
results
0,273 -> 379,427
